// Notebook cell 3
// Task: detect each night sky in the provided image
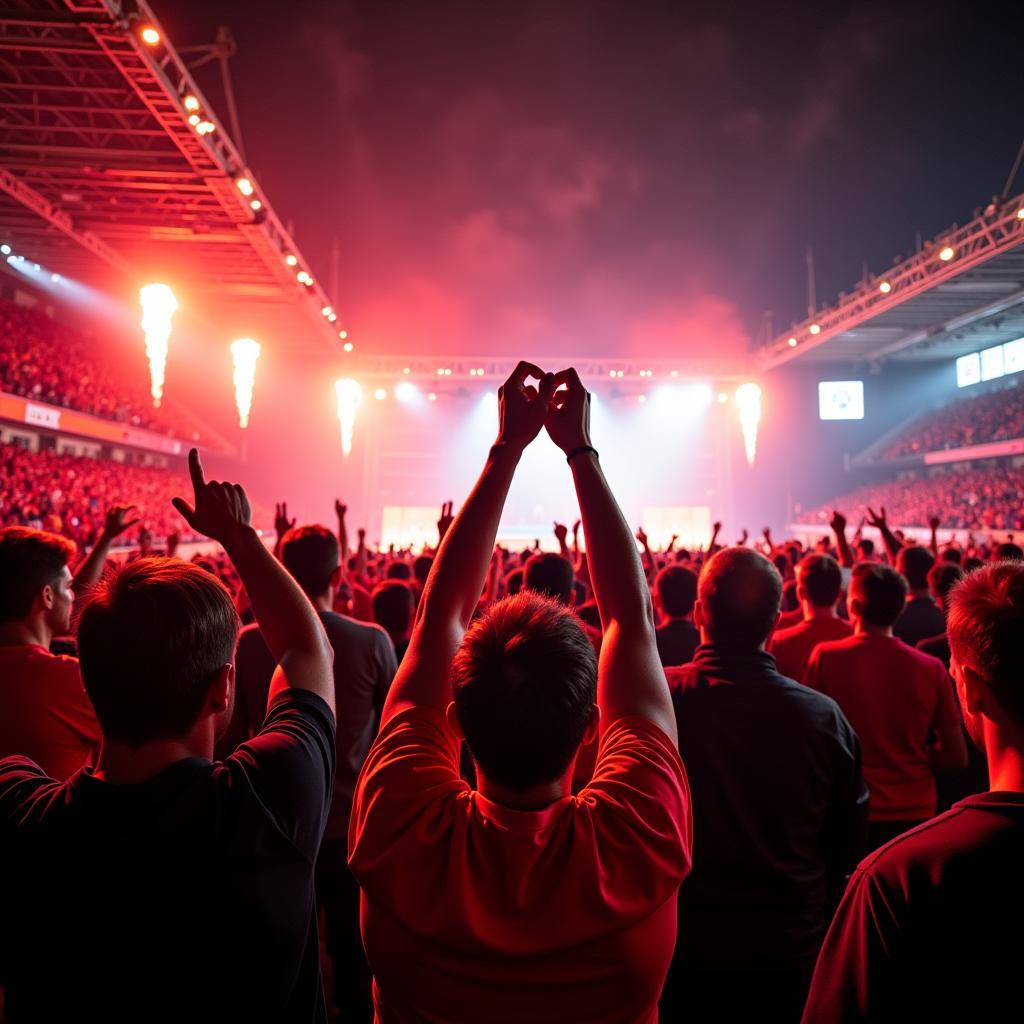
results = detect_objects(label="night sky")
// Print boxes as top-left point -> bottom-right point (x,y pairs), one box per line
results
159,0 -> 1024,361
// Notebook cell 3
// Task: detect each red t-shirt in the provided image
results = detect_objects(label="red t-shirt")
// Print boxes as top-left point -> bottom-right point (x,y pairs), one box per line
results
804,634 -> 962,822
769,616 -> 853,683
348,707 -> 691,1024
0,644 -> 101,781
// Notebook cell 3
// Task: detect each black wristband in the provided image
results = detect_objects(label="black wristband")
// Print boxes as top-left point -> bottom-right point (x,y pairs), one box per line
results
566,445 -> 598,464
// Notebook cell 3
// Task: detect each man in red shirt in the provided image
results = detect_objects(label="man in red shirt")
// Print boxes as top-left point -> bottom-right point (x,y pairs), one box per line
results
0,527 -> 100,780
769,553 -> 852,683
805,562 -> 967,850
802,562 -> 1024,1021
348,364 -> 692,1024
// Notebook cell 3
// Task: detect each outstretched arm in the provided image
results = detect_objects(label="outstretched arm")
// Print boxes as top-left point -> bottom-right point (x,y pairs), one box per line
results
830,510 -> 855,568
381,363 -> 556,725
636,526 -> 656,577
867,506 -> 902,561
173,450 -> 334,716
554,521 -> 571,560
335,500 -> 349,564
547,369 -> 677,744
72,504 -> 140,596
929,516 -> 941,559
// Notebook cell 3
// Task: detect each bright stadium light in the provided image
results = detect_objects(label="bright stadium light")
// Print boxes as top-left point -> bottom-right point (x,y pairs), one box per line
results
183,95 -> 200,112
188,113 -> 201,127
939,245 -> 955,262
879,280 -> 892,294
343,341 -> 354,353
285,253 -> 298,267
374,387 -> 388,401
395,381 -> 418,403
138,283 -> 178,408
335,378 -> 362,457
140,26 -> 160,45
229,338 -> 261,429
339,329 -> 348,339
735,382 -> 762,467
787,337 -> 798,347
249,199 -> 262,211
808,323 -> 821,336
235,177 -> 254,196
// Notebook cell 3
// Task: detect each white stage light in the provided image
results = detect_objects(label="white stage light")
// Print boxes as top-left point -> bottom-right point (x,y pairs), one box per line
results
335,378 -> 361,456
395,381 -> 418,403
229,338 -> 261,429
138,283 -> 177,408
735,382 -> 762,467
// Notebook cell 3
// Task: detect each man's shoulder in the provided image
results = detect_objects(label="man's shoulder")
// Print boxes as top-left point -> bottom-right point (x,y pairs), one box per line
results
320,610 -> 390,646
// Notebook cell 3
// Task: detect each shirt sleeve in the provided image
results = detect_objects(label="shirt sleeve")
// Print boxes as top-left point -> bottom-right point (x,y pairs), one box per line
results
223,690 -> 337,862
578,716 -> 693,910
348,706 -> 467,884
802,866 -> 903,1023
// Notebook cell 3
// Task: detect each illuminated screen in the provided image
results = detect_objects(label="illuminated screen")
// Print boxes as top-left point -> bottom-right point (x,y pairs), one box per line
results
1004,337 -> 1024,374
980,344 -> 1005,382
818,380 -> 864,420
956,352 -> 981,388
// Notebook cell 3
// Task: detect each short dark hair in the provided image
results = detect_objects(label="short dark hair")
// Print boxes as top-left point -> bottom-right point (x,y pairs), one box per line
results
850,563 -> 907,628
857,537 -> 875,558
897,544 -> 935,590
941,547 -> 963,565
453,592 -> 597,791
929,561 -> 964,607
655,565 -> 697,618
77,557 -> 238,746
798,554 -> 843,608
371,579 -> 415,636
698,548 -> 782,649
994,542 -> 1024,563
0,527 -> 77,623
948,562 -> 1024,727
523,553 -> 575,604
280,525 -> 339,598
413,555 -> 433,584
385,560 -> 412,581
505,568 -> 523,595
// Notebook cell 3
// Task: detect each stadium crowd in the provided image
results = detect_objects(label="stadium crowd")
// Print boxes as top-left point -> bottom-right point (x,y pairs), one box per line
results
799,461 -> 1024,530
0,364 -> 1021,1023
880,381 -> 1024,459
0,299 -> 203,440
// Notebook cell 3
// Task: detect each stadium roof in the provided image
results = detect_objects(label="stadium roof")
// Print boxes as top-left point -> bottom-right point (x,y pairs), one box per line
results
0,0 -> 346,353
758,192 -> 1024,370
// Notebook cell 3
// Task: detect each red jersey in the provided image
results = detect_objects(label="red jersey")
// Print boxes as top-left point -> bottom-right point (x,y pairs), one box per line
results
0,644 -> 100,781
348,706 -> 691,1024
769,616 -> 853,683
805,634 -> 962,821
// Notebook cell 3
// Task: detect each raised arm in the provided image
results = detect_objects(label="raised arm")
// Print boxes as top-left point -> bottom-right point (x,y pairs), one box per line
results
335,500 -> 349,565
866,505 -> 903,561
273,501 -> 295,559
72,504 -> 140,597
553,521 -> 571,560
928,516 -> 941,559
173,449 -> 334,716
830,510 -> 855,568
381,363 -> 556,725
546,368 -> 677,744
636,526 -> 656,577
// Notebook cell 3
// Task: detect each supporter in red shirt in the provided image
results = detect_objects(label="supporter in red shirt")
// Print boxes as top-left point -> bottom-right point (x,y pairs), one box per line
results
805,562 -> 967,849
348,365 -> 692,1024
0,526 -> 100,779
769,553 -> 852,682
803,562 -> 1024,1021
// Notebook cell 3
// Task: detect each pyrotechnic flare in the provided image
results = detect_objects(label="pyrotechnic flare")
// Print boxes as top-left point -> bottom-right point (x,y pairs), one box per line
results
230,338 -> 261,429
735,382 -> 762,467
335,378 -> 362,457
138,283 -> 178,408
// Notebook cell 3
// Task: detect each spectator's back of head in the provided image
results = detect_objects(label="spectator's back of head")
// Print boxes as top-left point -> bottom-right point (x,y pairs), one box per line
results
0,526 -> 76,626
697,547 -> 782,650
849,563 -> 908,628
280,525 -> 339,599
523,553 -> 575,605
897,544 -> 935,591
413,554 -> 433,586
948,561 -> 1024,730
386,560 -> 412,581
77,557 -> 238,746
655,565 -> 698,619
994,542 -> 1024,563
372,579 -> 415,639
796,553 -> 843,608
929,561 -> 964,609
857,537 -> 875,559
452,592 -> 597,791
941,547 -> 963,565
